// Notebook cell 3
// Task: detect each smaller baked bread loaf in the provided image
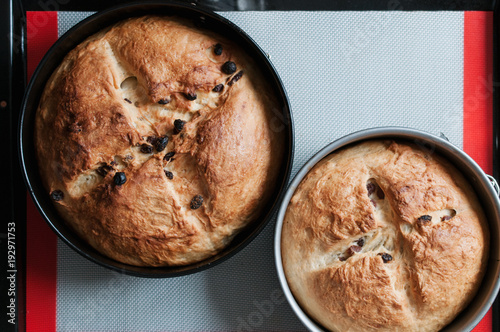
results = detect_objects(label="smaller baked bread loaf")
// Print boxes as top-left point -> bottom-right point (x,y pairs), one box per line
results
282,140 -> 488,332
35,16 -> 284,266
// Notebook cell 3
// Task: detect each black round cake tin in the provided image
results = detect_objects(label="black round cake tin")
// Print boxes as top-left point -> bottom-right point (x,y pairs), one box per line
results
19,1 -> 294,277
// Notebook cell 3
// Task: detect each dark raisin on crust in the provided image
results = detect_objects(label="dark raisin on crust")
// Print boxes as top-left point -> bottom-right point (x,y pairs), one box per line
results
339,256 -> 347,262
165,171 -> 174,180
140,144 -> 154,154
356,238 -> 365,247
96,164 -> 113,177
367,182 -> 376,196
347,245 -> 362,256
379,253 -> 393,263
190,195 -> 203,209
417,215 -> 432,226
228,71 -> 243,86
158,98 -> 170,105
212,84 -> 224,92
173,119 -> 186,134
376,186 -> 385,199
113,172 -> 127,186
221,61 -> 237,75
155,136 -> 169,152
184,92 -> 197,101
146,136 -> 158,144
50,190 -> 64,201
124,98 -> 132,104
214,43 -> 223,55
367,180 -> 385,199
164,151 -> 176,161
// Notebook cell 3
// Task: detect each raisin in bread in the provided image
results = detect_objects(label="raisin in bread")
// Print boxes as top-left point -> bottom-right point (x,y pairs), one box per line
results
35,16 -> 284,266
282,140 -> 488,331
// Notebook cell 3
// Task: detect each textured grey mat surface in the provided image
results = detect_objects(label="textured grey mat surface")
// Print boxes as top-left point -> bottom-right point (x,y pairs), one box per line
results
56,11 -> 463,331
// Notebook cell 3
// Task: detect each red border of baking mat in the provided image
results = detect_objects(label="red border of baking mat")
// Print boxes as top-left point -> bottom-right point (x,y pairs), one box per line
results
463,10 -> 493,332
24,10 -> 494,332
26,11 -> 58,332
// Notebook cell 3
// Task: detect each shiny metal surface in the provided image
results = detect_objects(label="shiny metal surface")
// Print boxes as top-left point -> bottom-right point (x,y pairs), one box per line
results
275,127 -> 500,332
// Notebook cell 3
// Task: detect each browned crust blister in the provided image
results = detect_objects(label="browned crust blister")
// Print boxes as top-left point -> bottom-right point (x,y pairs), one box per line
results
282,140 -> 488,332
35,16 -> 283,266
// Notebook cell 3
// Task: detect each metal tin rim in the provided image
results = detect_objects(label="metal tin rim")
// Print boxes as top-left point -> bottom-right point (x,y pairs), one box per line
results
274,126 -> 500,331
19,1 -> 294,278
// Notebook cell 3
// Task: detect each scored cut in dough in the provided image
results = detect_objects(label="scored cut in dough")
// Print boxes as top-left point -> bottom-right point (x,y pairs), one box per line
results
282,140 -> 488,332
35,16 -> 284,267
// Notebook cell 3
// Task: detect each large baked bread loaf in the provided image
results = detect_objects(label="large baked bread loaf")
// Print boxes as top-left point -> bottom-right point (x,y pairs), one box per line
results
282,140 -> 488,331
35,16 -> 284,266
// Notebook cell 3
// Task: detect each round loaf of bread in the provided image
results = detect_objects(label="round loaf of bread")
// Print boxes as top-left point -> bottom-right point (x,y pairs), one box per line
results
35,16 -> 284,267
282,140 -> 488,331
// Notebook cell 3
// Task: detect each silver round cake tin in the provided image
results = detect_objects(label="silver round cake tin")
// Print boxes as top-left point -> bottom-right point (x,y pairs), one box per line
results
274,127 -> 500,332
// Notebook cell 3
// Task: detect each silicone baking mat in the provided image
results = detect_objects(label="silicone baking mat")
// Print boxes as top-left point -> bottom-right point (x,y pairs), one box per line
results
23,9 -> 493,332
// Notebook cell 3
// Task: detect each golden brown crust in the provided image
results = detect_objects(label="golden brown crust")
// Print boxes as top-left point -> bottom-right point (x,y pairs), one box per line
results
282,140 -> 488,332
35,16 -> 283,266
